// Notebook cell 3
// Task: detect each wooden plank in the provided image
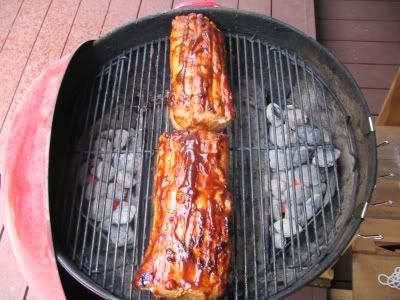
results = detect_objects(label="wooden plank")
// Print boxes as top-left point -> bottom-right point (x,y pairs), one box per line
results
345,64 -> 398,89
100,0 -> 141,35
173,0 -> 238,9
318,19 -> 400,42
361,88 -> 388,115
370,128 -> 400,220
2,0 -> 81,140
0,0 -> 24,50
0,229 -> 29,299
137,0 -> 173,18
0,0 -> 53,132
322,41 -> 400,65
353,218 -> 400,253
328,289 -> 353,300
317,0 -> 400,21
272,0 -> 316,38
353,253 -> 400,300
239,0 -> 271,15
376,126 -> 400,158
62,0 -> 111,56
283,287 -> 327,300
376,67 -> 400,126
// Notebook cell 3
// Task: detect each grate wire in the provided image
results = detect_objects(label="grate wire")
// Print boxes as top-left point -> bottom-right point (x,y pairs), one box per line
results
58,35 -> 353,300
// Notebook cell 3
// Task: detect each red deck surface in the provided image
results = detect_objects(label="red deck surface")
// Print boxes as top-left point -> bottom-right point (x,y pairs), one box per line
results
0,0 -> 318,298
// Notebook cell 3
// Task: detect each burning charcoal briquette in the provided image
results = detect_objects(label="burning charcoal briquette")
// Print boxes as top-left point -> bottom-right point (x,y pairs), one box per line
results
285,204 -> 305,227
286,106 -> 308,129
312,147 -> 341,167
273,219 -> 303,238
127,128 -> 144,151
111,202 -> 136,224
266,103 -> 284,127
269,123 -> 295,147
113,153 -> 135,174
304,194 -> 323,220
286,184 -> 311,204
271,175 -> 287,198
116,171 -> 136,189
268,149 -> 286,170
89,197 -> 114,222
289,146 -> 309,166
85,181 -> 108,200
108,224 -> 134,247
296,125 -> 323,145
291,164 -> 324,187
274,232 -> 286,249
272,198 -> 283,220
268,146 -> 308,171
94,138 -> 113,155
113,129 -> 129,149
107,182 -> 125,200
91,160 -> 116,182
100,129 -> 115,139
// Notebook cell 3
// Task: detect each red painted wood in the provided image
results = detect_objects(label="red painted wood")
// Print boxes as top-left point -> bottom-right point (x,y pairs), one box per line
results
317,0 -> 400,21
239,0 -> 271,15
322,41 -> 400,65
137,0 -> 173,18
272,0 -> 316,38
0,0 -> 24,50
173,0 -> 237,8
3,0 -> 80,142
0,230 -> 29,299
362,88 -> 388,115
346,63 -> 398,89
62,0 -> 111,56
101,0 -> 141,34
0,0 -> 52,132
318,19 -> 400,42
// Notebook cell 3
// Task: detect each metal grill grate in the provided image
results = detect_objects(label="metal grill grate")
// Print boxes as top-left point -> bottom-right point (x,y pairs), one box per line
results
56,34 -> 354,299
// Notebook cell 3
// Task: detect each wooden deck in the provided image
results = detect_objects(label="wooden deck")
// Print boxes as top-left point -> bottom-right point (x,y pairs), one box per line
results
0,0 -> 316,298
316,0 -> 400,116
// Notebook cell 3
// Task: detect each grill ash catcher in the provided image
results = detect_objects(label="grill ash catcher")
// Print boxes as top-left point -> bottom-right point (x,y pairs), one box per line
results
1,2 -> 377,300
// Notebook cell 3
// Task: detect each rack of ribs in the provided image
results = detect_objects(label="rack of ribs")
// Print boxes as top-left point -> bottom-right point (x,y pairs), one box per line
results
168,13 -> 235,131
133,130 -> 232,299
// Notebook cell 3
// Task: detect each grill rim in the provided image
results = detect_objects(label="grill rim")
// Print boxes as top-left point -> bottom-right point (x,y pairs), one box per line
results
48,7 -> 377,300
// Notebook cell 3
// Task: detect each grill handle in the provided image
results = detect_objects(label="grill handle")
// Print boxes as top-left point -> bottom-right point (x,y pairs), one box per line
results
175,0 -> 222,8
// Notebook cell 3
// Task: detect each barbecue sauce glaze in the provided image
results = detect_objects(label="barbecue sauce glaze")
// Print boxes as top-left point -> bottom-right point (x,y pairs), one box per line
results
133,131 -> 232,299
168,13 -> 235,131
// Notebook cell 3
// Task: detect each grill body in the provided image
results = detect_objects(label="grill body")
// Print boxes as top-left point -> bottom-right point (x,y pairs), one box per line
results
2,7 -> 376,300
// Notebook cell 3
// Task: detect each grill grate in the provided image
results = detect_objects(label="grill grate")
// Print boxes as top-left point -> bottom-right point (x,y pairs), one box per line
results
56,34 -> 353,299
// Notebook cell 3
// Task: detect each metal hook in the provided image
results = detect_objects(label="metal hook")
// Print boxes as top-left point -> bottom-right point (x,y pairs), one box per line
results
370,200 -> 393,207
378,173 -> 395,179
377,140 -> 390,148
357,234 -> 384,240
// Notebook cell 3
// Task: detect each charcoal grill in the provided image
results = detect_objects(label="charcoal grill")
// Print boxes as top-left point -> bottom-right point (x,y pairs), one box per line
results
2,5 -> 377,300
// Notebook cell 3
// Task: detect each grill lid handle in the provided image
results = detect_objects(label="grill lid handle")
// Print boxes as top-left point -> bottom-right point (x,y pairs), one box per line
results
175,0 -> 222,8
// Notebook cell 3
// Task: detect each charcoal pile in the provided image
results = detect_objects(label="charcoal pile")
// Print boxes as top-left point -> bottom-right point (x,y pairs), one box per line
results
265,102 -> 340,249
79,124 -> 143,248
